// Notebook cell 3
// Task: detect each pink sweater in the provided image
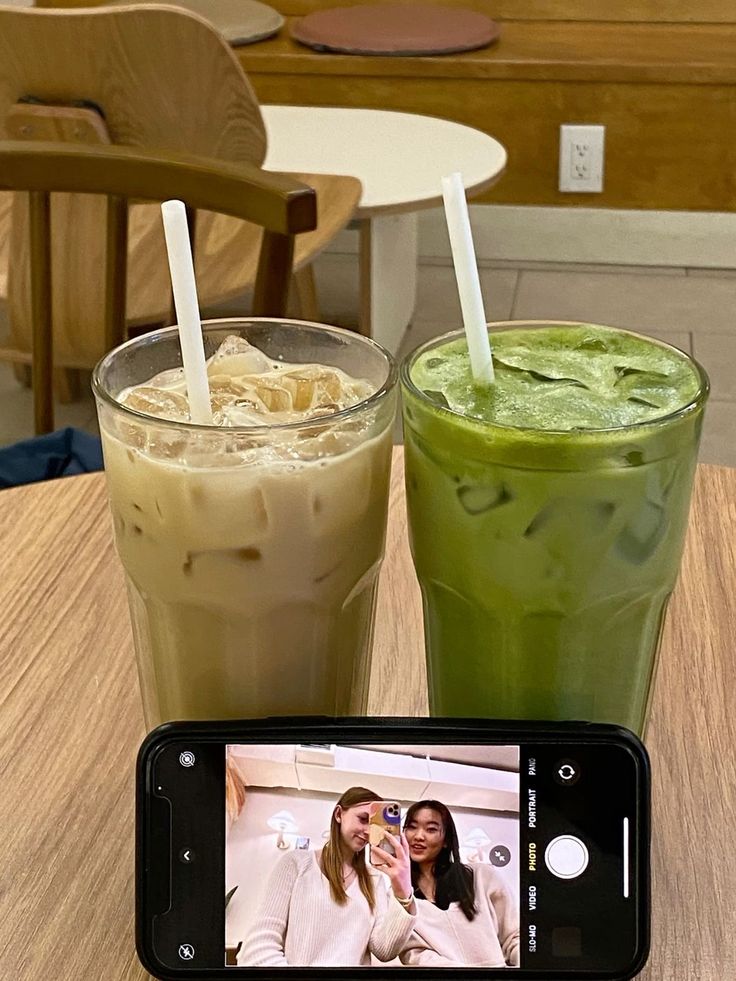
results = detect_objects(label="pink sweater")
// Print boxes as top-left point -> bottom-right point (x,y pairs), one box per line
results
400,863 -> 520,967
240,849 -> 416,967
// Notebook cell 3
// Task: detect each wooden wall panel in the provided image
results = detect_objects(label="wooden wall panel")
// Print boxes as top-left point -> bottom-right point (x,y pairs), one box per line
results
249,73 -> 736,210
241,22 -> 736,85
37,0 -> 736,22
263,0 -> 736,23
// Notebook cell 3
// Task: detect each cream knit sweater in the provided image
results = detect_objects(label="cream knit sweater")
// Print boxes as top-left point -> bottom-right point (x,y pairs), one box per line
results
240,849 -> 416,967
399,863 -> 520,968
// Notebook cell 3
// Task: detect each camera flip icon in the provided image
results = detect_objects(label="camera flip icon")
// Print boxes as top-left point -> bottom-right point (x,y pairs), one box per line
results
554,759 -> 581,786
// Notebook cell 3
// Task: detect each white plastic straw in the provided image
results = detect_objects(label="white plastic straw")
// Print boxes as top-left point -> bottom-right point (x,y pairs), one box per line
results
160,199 -> 213,424
441,172 -> 494,386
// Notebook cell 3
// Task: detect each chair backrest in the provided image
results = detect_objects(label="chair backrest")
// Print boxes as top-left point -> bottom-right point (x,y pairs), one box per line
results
0,4 -> 266,162
0,139 -> 317,434
0,4 -> 268,366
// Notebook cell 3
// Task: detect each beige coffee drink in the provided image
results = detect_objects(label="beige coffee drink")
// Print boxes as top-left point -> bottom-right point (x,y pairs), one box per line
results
93,320 -> 397,728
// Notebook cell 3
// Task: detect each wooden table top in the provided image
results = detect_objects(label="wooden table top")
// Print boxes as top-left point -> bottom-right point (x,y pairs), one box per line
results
1,447 -> 734,978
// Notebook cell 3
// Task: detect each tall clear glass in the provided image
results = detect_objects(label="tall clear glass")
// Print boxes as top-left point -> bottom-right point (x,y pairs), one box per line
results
401,322 -> 709,736
93,319 -> 397,728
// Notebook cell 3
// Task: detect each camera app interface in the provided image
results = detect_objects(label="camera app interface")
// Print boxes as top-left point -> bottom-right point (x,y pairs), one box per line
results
152,738 -> 639,973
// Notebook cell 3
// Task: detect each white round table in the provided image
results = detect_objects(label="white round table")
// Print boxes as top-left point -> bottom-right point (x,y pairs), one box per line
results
262,106 -> 507,350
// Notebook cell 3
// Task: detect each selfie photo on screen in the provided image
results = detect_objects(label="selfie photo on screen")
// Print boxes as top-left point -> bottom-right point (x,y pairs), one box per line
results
225,744 -> 520,968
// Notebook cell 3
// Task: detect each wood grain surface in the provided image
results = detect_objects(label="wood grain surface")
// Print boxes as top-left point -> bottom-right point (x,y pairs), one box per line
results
256,0 -> 736,24
0,448 -> 734,978
37,0 -> 736,24
249,75 -> 736,212
272,0 -> 736,23
239,20 -> 736,86
239,20 -> 736,212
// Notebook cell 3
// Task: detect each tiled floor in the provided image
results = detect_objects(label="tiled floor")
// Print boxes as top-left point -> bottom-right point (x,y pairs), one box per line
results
1,257 -> 734,466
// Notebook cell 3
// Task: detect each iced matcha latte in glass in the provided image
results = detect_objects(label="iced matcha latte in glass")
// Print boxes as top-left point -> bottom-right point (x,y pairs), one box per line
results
401,322 -> 708,734
93,319 -> 396,728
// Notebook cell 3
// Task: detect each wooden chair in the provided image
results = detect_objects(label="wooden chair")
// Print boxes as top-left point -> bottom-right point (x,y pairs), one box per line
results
0,139 -> 319,433
0,5 -> 361,416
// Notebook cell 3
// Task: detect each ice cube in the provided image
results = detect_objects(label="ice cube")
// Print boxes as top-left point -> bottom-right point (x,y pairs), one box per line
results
308,399 -> 341,416
616,501 -> 667,564
283,366 -> 344,410
524,499 -> 615,538
123,386 -> 189,422
493,355 -> 589,389
574,336 -> 609,353
116,420 -> 147,449
614,365 -> 667,381
627,396 -> 660,409
209,392 -> 236,411
423,389 -> 451,409
457,483 -> 512,515
646,462 -> 679,505
295,428 -> 356,459
253,377 -> 295,413
148,429 -> 188,459
147,366 -> 186,389
351,378 -> 375,402
208,374 -> 249,396
624,450 -> 645,467
209,392 -> 237,426
219,402 -> 270,427
207,335 -> 272,377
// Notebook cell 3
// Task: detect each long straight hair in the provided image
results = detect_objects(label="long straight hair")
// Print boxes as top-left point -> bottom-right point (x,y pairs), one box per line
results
322,786 -> 382,911
404,799 -> 477,921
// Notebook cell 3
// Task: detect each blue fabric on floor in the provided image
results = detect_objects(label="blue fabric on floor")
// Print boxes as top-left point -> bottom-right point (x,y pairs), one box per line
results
0,427 -> 103,489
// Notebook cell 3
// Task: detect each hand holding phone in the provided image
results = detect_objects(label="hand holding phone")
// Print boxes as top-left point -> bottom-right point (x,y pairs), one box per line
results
370,830 -> 413,907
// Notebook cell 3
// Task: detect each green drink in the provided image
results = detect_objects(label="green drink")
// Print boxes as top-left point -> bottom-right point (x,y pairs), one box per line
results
401,322 -> 708,734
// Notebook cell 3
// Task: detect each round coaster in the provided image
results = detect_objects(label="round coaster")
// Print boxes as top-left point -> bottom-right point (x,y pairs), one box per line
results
105,0 -> 284,45
290,3 -> 500,56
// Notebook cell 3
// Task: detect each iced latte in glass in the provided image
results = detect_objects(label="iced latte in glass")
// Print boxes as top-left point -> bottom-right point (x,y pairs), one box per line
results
93,320 -> 397,728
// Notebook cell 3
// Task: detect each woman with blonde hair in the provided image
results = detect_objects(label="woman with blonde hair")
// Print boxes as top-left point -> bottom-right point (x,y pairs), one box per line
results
399,799 -> 520,968
241,786 -> 417,966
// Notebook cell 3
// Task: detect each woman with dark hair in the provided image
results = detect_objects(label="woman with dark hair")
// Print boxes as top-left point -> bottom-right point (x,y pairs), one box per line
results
399,799 -> 520,968
241,786 -> 416,966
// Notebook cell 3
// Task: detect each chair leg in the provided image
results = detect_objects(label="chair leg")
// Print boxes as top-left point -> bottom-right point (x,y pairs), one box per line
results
55,367 -> 81,404
253,231 -> 293,317
12,364 -> 32,388
29,190 -> 54,435
293,264 -> 321,323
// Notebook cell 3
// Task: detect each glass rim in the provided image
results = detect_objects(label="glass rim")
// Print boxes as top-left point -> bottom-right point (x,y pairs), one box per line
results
92,317 -> 398,434
400,322 -> 710,437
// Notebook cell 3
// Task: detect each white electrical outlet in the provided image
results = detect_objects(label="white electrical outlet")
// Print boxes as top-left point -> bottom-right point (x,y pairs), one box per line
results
559,124 -> 605,193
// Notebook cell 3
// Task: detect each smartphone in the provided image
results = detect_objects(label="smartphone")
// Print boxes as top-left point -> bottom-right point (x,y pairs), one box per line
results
137,717 -> 650,980
368,800 -> 402,860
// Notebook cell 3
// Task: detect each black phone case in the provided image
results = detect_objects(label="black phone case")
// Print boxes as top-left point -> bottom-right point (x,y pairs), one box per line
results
136,716 -> 651,981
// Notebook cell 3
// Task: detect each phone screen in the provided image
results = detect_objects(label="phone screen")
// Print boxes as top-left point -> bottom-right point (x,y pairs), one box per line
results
141,725 -> 648,978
